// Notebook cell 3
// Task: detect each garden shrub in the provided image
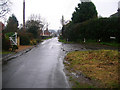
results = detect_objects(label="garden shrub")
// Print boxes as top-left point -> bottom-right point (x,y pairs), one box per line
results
18,32 -> 33,45
11,45 -> 18,51
20,35 -> 30,45
30,39 -> 37,45
2,34 -> 11,51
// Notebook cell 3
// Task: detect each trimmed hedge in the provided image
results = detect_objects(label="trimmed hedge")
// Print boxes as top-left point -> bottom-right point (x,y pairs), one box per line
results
63,17 -> 120,43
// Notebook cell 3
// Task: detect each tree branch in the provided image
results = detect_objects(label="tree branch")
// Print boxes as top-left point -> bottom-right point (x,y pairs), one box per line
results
0,0 -> 11,18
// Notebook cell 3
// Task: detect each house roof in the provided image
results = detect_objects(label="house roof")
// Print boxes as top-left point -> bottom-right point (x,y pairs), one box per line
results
110,9 -> 120,18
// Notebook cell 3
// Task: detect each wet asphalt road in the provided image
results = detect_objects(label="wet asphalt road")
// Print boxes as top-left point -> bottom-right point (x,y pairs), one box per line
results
3,37 -> 69,88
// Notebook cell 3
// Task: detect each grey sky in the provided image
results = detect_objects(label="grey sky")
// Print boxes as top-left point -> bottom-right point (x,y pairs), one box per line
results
2,0 -> 120,30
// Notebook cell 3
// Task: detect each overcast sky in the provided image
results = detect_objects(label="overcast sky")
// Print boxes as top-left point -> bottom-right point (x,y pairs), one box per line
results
2,0 -> 120,30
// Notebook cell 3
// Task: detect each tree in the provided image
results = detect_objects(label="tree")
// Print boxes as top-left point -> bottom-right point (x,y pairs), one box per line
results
27,14 -> 46,30
60,15 -> 65,37
26,20 -> 41,30
26,14 -> 46,30
2,33 -> 11,50
5,14 -> 19,33
72,1 -> 98,23
26,14 -> 46,38
28,25 -> 39,38
0,0 -> 11,18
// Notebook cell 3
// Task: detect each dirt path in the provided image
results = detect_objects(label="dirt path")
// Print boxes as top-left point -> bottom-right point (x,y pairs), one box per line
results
15,45 -> 33,52
81,43 -> 118,50
62,43 -> 118,52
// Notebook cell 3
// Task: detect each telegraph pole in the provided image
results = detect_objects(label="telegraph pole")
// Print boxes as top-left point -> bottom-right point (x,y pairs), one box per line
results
23,0 -> 25,31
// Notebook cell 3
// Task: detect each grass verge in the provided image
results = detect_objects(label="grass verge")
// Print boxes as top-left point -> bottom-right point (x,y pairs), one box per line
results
1,51 -> 14,54
59,39 -> 74,44
100,42 -> 120,47
59,38 -> 120,47
65,50 -> 119,88
69,76 -> 95,88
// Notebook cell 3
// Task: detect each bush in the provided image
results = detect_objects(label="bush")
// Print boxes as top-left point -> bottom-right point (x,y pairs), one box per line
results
11,45 -> 18,51
36,38 -> 41,43
30,39 -> 37,45
20,35 -> 30,45
2,33 -> 11,51
5,32 -> 14,39
18,32 -> 33,45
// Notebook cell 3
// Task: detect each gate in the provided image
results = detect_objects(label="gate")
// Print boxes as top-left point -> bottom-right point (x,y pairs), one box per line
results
9,32 -> 17,45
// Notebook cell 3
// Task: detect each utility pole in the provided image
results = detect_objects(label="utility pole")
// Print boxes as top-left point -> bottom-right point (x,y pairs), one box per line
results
61,15 -> 65,27
23,0 -> 25,31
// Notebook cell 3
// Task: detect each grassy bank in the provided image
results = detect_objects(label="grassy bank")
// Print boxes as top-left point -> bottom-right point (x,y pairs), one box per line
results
65,50 -> 119,88
1,51 -> 14,54
99,42 -> 120,47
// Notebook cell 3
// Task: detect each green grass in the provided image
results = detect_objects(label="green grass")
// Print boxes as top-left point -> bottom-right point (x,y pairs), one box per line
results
74,81 -> 95,88
59,39 -> 74,44
100,42 -> 120,47
0,51 -> 14,54
68,75 -> 95,88
78,39 -> 119,47
71,80 -> 95,88
69,76 -> 73,81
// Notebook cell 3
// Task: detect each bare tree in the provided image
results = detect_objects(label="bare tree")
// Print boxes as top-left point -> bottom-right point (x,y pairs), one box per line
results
28,14 -> 47,30
0,0 -> 11,18
80,0 -> 91,2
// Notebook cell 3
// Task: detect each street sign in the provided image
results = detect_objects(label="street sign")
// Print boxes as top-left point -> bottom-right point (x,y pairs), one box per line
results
110,37 -> 116,39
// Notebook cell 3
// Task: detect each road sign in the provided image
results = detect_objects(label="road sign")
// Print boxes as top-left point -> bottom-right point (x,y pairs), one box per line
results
110,37 -> 116,39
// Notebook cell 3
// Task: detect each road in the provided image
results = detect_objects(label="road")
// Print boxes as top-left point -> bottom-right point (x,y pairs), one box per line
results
3,37 -> 69,88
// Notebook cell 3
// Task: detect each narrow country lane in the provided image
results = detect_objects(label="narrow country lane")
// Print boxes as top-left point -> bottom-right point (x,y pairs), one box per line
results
3,37 -> 69,88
